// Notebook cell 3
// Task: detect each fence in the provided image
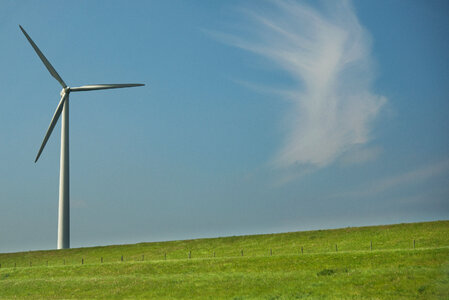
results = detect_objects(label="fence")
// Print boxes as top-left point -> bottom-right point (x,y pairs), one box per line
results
0,239 -> 428,269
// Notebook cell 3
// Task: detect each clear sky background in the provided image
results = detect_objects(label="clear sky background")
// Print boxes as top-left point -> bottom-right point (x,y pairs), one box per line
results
0,0 -> 448,253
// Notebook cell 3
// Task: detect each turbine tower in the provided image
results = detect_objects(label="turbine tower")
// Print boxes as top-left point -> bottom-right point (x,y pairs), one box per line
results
20,25 -> 144,249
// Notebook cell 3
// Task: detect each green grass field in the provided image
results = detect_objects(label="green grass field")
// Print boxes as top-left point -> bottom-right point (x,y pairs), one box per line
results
1,220 -> 448,299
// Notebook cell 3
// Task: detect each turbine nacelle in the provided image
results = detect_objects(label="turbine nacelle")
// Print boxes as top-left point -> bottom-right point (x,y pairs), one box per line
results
61,87 -> 70,96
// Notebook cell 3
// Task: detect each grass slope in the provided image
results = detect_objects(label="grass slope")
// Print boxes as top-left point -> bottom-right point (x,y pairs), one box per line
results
0,220 -> 448,299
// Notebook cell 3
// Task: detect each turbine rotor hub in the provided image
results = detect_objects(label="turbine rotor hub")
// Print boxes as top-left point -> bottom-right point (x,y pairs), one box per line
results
61,87 -> 70,96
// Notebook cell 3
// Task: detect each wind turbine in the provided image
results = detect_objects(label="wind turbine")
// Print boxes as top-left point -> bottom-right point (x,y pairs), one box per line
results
19,25 -> 144,249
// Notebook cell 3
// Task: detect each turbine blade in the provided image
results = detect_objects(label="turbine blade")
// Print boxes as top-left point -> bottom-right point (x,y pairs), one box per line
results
35,93 -> 68,163
70,83 -> 145,92
19,25 -> 67,88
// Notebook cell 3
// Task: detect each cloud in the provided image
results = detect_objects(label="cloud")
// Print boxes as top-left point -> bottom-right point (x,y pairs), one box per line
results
334,158 -> 449,199
339,146 -> 383,165
72,199 -> 88,208
214,0 -> 386,170
365,158 -> 449,195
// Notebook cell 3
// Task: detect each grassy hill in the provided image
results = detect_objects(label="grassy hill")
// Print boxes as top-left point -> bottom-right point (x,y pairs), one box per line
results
0,220 -> 448,299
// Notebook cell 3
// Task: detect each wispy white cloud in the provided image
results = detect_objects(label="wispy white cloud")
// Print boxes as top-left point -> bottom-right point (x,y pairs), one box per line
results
364,159 -> 449,195
334,158 -> 449,199
213,0 -> 386,170
72,199 -> 88,208
339,146 -> 383,166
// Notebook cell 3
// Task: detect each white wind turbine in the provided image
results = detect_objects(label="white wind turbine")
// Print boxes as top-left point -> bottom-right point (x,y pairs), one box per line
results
20,25 -> 145,249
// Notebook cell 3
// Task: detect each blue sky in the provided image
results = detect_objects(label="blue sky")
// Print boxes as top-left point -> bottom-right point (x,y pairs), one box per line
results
0,0 -> 448,253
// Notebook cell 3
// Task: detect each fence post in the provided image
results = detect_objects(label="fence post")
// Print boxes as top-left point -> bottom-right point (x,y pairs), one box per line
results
335,244 -> 338,252
301,246 -> 303,254
14,263 -> 16,268
101,257 -> 103,263
82,258 -> 84,265
189,251 -> 191,259
370,241 -> 372,251
241,249 -> 244,256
